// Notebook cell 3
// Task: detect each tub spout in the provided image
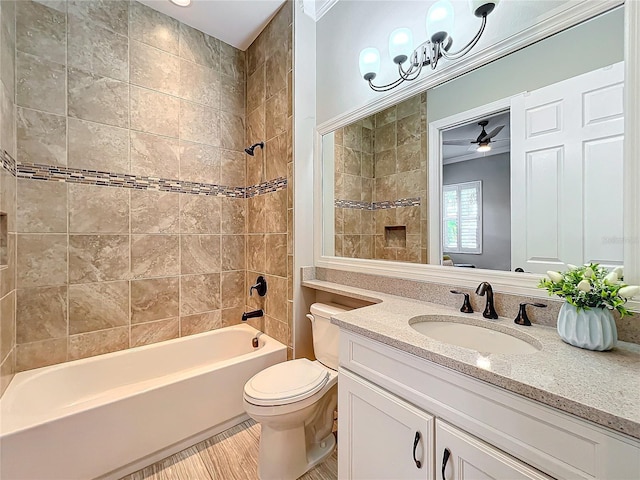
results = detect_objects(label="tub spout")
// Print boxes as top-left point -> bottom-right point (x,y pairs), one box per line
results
242,309 -> 264,321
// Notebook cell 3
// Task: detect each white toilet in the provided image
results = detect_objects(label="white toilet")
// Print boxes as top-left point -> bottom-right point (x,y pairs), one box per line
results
243,302 -> 349,480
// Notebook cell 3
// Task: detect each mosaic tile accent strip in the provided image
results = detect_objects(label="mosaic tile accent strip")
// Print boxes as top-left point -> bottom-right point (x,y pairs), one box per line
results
1,152 -> 287,198
335,197 -> 421,210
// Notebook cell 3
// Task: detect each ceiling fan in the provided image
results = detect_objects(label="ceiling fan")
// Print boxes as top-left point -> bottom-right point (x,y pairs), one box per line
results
443,120 -> 507,153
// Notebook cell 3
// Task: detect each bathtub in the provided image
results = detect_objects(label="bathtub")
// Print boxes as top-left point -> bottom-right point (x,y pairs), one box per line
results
0,324 -> 286,480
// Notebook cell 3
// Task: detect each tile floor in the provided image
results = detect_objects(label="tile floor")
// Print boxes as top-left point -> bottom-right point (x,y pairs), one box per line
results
121,420 -> 338,480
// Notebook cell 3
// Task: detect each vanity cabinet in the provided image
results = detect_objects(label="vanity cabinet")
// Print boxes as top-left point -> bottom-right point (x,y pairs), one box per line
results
337,330 -> 640,480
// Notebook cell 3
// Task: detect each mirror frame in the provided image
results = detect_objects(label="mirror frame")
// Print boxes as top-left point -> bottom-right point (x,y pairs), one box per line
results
313,0 -> 640,311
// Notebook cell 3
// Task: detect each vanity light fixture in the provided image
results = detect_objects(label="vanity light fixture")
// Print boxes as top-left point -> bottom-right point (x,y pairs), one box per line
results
169,0 -> 191,6
359,0 -> 499,92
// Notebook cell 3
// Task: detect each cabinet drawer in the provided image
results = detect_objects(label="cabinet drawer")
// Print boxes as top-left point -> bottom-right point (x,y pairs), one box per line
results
340,331 -> 640,480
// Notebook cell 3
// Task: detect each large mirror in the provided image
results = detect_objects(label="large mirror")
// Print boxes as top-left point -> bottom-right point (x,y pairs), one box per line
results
321,6 -> 625,274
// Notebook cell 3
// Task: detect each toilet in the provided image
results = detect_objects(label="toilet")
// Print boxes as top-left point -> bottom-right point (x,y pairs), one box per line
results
243,302 -> 349,480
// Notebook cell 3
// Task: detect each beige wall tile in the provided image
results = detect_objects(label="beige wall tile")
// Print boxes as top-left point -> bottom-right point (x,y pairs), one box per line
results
397,95 -> 420,120
130,86 -> 180,138
181,235 -> 221,275
16,107 -> 67,166
179,58 -> 220,107
1,234 -> 16,298
179,141 -> 220,184
397,142 -> 421,172
17,234 -> 67,287
67,13 -> 128,81
17,179 -> 67,233
343,123 -> 361,151
220,73 -> 244,114
0,291 -> 15,362
265,132 -> 287,180
343,146 -> 361,176
375,122 -> 397,153
343,209 -> 362,235
16,285 -> 67,343
130,131 -> 179,179
219,111 -> 245,152
131,234 -> 180,278
221,306 -> 245,328
180,273 -> 220,315
69,184 -> 129,233
180,310 -> 222,336
265,47 -> 286,101
179,100 -> 219,146
219,149 -> 245,187
68,326 -> 129,361
131,317 -> 179,347
69,234 -> 129,283
180,194 -> 221,234
247,105 -> 265,147
220,41 -> 245,80
221,198 -> 245,235
265,234 -> 287,277
0,349 -> 14,395
397,113 -> 421,147
130,40 -> 180,96
68,0 -> 129,37
221,235 -> 245,271
129,1 -> 179,55
264,315 -> 289,346
1,168 -> 16,233
0,14 -> 15,102
264,88 -> 287,141
264,189 -> 287,233
246,29 -> 264,77
131,276 -> 179,324
264,274 -> 287,322
68,118 -> 129,172
16,51 -> 65,115
179,23 -> 220,69
246,64 -> 265,114
16,0 -> 66,65
68,67 -> 129,128
221,271 -> 244,309
375,105 -> 396,127
131,190 -> 179,234
16,338 -> 66,372
68,281 -> 129,334
247,195 -> 265,234
246,234 -> 265,273
342,235 -> 362,258
1,85 -> 16,159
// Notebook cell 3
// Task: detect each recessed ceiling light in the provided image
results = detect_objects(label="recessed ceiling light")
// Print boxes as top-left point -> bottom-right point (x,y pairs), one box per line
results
169,0 -> 191,6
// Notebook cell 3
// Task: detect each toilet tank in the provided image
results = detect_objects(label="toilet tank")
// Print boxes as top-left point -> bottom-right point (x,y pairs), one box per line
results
309,303 -> 351,370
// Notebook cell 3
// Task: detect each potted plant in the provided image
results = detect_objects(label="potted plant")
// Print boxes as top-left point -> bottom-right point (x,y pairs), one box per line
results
538,264 -> 639,351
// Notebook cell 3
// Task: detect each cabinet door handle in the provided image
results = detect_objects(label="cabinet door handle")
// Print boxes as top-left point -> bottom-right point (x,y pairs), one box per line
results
412,431 -> 422,468
441,448 -> 451,480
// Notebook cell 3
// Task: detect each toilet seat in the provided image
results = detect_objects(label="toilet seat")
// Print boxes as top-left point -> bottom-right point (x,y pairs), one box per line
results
244,359 -> 330,407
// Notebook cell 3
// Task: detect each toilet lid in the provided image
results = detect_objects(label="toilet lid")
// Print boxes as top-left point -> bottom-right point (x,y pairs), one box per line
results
244,359 -> 330,406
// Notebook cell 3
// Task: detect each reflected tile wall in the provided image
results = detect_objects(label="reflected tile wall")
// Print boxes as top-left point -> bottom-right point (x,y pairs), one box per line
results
10,0 -> 253,372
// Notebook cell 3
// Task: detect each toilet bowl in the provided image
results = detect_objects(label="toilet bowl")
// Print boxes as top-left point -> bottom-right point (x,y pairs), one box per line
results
243,303 -> 349,480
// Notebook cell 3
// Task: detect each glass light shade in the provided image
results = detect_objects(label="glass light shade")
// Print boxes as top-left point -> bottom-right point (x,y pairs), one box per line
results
476,143 -> 491,152
389,28 -> 413,64
359,47 -> 380,81
169,0 -> 191,5
426,0 -> 455,44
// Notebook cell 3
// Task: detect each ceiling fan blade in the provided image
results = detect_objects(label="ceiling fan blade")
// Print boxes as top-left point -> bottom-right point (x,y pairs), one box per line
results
480,125 -> 504,141
490,138 -> 510,143
443,139 -> 475,146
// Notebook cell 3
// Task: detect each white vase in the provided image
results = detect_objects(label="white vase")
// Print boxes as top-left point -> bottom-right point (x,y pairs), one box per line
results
557,303 -> 618,351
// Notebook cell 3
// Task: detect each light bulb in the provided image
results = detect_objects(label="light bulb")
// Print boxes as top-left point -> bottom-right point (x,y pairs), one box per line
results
359,47 -> 380,81
169,0 -> 191,5
426,0 -> 455,44
388,28 -> 413,65
476,143 -> 491,152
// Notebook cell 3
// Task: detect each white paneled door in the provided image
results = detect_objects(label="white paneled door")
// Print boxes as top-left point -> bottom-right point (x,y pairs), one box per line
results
510,62 -> 624,273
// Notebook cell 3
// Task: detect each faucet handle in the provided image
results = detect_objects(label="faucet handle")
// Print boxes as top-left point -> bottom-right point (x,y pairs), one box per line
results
514,302 -> 546,326
249,275 -> 267,297
450,290 -> 473,313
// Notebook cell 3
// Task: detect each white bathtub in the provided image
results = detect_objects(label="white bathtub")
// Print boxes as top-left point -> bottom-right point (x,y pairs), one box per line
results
0,324 -> 286,480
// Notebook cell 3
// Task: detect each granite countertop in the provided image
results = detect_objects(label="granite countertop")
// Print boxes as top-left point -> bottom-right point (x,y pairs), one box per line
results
302,279 -> 640,440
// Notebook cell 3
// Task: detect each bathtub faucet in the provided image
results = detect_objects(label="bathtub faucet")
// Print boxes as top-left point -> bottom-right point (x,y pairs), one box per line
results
252,332 -> 263,348
242,309 -> 264,321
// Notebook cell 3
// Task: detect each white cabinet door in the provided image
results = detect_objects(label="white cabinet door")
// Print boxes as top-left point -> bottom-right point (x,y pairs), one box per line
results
436,420 -> 552,480
338,369 -> 434,480
510,62 -> 624,273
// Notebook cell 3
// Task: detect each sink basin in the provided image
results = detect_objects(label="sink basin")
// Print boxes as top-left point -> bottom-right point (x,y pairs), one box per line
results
410,316 -> 540,354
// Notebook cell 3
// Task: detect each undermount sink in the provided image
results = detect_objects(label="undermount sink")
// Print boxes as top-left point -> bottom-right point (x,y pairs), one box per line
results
410,315 -> 541,354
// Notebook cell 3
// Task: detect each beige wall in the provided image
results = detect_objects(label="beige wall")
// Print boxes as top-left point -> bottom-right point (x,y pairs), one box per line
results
4,0 -> 293,374
0,0 -> 16,396
245,3 -> 294,358
334,93 -> 428,263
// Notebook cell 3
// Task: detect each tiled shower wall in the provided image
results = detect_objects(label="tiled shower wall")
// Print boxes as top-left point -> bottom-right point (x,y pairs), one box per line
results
334,93 -> 428,263
244,3 -> 294,357
0,0 -> 17,395
4,0 -> 292,374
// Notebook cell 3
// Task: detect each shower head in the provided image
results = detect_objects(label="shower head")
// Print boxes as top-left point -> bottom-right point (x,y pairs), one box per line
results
244,142 -> 264,156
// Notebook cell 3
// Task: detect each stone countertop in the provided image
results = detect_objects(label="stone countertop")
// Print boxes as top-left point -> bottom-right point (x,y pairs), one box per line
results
302,279 -> 640,440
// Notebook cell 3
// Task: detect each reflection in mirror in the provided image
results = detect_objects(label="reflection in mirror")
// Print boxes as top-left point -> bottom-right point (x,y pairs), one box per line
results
322,6 -> 625,274
323,93 -> 428,262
